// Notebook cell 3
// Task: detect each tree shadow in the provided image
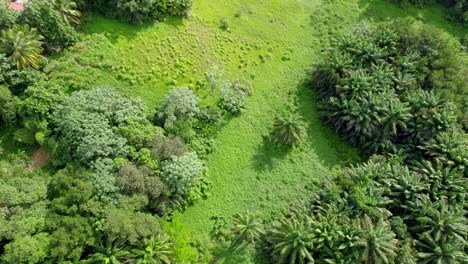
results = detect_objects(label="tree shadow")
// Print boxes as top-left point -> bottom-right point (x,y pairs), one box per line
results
295,78 -> 361,167
79,13 -> 186,43
210,242 -> 254,264
252,134 -> 291,172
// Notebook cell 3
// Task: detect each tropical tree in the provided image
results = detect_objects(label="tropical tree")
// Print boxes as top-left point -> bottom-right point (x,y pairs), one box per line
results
85,239 -> 131,264
131,234 -> 173,264
0,25 -> 44,70
55,0 -> 81,25
271,112 -> 305,146
268,216 -> 315,264
230,213 -> 264,245
356,215 -> 398,264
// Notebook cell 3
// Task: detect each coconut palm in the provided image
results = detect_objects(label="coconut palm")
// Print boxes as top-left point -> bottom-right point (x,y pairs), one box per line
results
131,234 -> 173,264
271,112 -> 305,146
230,213 -> 264,245
0,25 -> 44,70
356,215 -> 398,264
268,216 -> 315,264
55,0 -> 81,26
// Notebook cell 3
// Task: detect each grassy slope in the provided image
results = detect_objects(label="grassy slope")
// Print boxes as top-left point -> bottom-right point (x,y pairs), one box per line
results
37,0 -> 466,262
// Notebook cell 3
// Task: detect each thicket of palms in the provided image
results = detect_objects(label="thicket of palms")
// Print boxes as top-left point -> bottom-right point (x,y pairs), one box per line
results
0,25 -> 44,69
257,20 -> 467,261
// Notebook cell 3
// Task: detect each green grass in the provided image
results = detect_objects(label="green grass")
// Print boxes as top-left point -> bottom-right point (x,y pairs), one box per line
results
38,0 -> 467,262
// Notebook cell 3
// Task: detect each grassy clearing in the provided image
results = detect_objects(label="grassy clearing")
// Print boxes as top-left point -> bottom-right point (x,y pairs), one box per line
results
44,0 -> 467,262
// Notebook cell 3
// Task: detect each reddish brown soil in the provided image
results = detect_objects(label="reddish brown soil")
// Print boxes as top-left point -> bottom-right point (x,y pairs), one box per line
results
31,147 -> 50,168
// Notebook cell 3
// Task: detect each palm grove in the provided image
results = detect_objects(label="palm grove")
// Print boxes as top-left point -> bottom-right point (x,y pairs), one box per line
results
211,19 -> 467,263
0,0 -> 467,264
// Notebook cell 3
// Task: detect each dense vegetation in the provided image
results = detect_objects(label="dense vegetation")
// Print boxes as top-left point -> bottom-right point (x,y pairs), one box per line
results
1,0 -> 467,263
78,0 -> 192,24
202,18 -> 467,264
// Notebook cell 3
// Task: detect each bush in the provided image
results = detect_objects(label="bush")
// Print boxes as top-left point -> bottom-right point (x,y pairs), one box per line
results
52,87 -> 148,165
0,1 -> 18,31
19,0 -> 79,48
151,135 -> 188,161
85,0 -> 192,24
116,162 -> 166,201
156,87 -> 200,128
219,82 -> 247,114
160,152 -> 204,195
0,85 -> 18,126
20,79 -> 65,121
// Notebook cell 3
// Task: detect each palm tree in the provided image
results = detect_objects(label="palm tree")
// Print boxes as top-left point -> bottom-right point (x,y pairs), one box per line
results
55,0 -> 82,26
356,215 -> 398,264
271,113 -> 305,146
381,99 -> 412,136
415,233 -> 467,264
413,200 -> 467,244
0,25 -> 44,70
85,239 -> 131,264
230,213 -> 264,245
268,216 -> 315,264
131,234 -> 173,264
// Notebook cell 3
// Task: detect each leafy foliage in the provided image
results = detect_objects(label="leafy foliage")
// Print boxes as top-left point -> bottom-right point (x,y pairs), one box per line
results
0,1 -> 19,31
52,87 -> 147,165
0,25 -> 44,70
84,0 -> 193,24
19,0 -> 79,48
156,87 -> 200,128
160,152 -> 204,195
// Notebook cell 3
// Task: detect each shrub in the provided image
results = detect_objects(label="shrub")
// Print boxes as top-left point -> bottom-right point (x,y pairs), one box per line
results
156,87 -> 200,128
160,152 -> 204,195
52,87 -> 148,165
219,18 -> 230,31
0,85 -> 18,125
116,162 -> 166,201
20,79 -> 65,121
0,1 -> 18,31
19,0 -> 79,48
151,135 -> 188,161
271,113 -> 305,146
219,82 -> 247,114
167,0 -> 193,17
85,0 -> 192,24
